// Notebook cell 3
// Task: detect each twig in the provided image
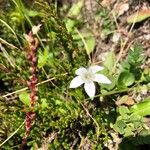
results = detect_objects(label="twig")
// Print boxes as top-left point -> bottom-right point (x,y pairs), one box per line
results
0,121 -> 25,147
2,73 -> 67,98
79,101 -> 100,139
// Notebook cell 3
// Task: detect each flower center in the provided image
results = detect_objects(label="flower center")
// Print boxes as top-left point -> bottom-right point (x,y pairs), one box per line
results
82,72 -> 95,83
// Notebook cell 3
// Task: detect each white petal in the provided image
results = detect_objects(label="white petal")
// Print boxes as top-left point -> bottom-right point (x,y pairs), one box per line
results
94,74 -> 111,84
69,76 -> 84,88
84,82 -> 95,98
32,24 -> 42,35
75,67 -> 87,76
88,65 -> 104,73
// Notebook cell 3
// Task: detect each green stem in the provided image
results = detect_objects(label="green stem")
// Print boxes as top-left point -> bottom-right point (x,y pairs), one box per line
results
84,83 -> 150,101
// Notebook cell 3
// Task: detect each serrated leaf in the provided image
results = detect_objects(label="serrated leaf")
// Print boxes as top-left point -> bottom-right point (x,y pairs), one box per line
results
130,97 -> 150,117
103,51 -> 116,71
19,92 -> 30,107
127,9 -> 150,23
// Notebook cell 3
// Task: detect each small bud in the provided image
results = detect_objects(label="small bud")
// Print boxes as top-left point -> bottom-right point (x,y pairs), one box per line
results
27,54 -> 32,60
31,78 -> 38,84
32,47 -> 37,52
31,67 -> 36,74
31,74 -> 38,84
32,57 -> 38,63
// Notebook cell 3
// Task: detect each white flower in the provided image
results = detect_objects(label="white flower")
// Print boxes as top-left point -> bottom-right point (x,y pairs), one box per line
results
69,65 -> 111,99
32,24 -> 42,35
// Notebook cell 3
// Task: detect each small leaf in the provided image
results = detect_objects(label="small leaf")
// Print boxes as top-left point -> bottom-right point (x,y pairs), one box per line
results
65,0 -> 83,32
19,92 -> 30,107
67,0 -> 84,17
27,10 -> 42,17
118,71 -> 135,87
38,48 -> 49,68
113,120 -> 126,134
118,106 -> 130,116
65,20 -> 77,32
127,9 -> 150,23
75,30 -> 95,55
85,36 -> 95,55
41,98 -> 48,109
124,126 -> 133,137
130,97 -> 150,117
55,100 -> 63,105
103,51 -> 116,71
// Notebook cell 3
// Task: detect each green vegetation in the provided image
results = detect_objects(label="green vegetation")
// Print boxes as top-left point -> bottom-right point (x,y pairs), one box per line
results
0,0 -> 150,149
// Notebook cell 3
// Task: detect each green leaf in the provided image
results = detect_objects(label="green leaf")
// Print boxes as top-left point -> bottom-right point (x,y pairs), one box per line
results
41,98 -> 48,109
75,30 -> 95,55
65,20 -> 77,32
103,51 -> 116,71
118,71 -> 135,87
65,0 -> 83,32
67,0 -> 84,17
72,32 -> 92,40
100,75 -> 116,91
127,44 -> 144,66
127,10 -> 150,23
113,120 -> 126,134
130,97 -> 150,117
27,10 -> 41,17
55,100 -> 63,105
124,126 -> 133,137
85,36 -> 95,55
19,92 -> 30,107
118,106 -> 130,116
38,48 -> 49,68
121,60 -> 130,71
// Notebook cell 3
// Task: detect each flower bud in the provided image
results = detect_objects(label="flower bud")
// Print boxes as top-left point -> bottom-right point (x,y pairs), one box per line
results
27,54 -> 32,60
32,57 -> 38,63
31,74 -> 38,84
31,67 -> 36,74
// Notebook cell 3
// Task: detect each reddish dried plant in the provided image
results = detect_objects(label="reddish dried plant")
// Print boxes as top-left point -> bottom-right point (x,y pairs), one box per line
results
21,25 -> 40,150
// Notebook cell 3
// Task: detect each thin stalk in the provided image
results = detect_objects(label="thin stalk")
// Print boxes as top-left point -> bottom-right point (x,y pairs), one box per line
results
0,121 -> 25,147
